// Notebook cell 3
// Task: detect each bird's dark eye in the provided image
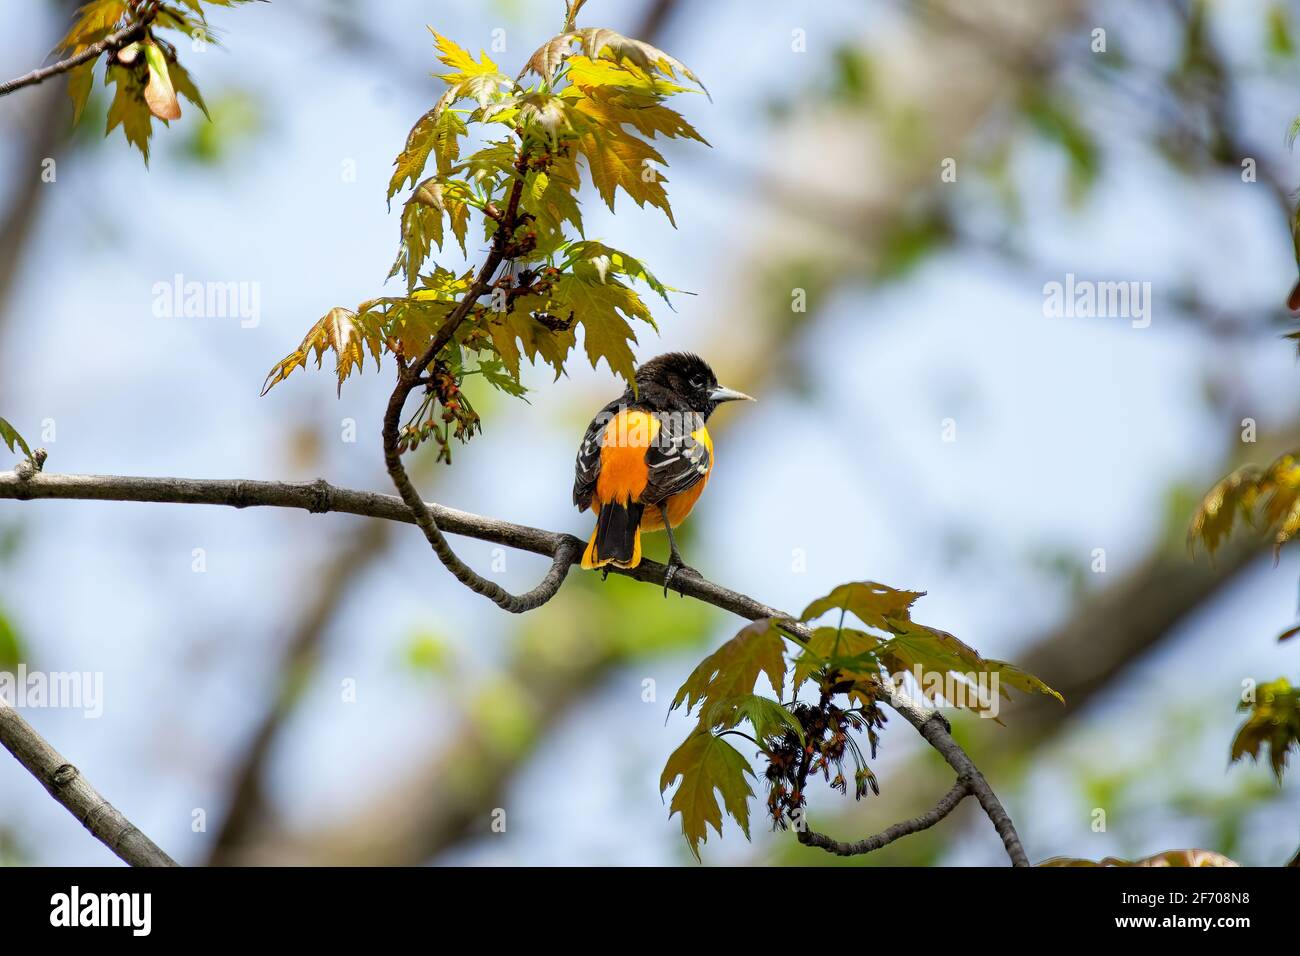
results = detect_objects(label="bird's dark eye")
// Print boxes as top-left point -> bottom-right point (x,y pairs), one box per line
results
690,375 -> 705,390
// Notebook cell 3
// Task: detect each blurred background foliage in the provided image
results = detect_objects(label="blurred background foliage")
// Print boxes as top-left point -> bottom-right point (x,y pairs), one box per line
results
0,0 -> 1298,865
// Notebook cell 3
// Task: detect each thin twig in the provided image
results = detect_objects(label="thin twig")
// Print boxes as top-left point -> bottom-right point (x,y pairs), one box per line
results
798,778 -> 970,856
0,698 -> 178,866
0,467 -> 1030,865
0,20 -> 148,98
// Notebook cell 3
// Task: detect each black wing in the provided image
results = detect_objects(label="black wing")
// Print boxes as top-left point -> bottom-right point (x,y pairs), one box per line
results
642,411 -> 710,506
573,399 -> 621,511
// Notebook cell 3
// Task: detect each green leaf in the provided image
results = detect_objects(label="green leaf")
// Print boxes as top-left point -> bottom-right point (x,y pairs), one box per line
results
522,27 -> 706,94
659,730 -> 753,861
105,63 -> 154,162
389,94 -> 467,201
549,271 -> 655,383
792,625 -> 880,688
261,306 -> 384,396
67,60 -> 96,124
471,356 -> 529,398
700,694 -> 804,746
878,624 -> 1063,713
167,57 -> 208,118
670,617 -> 788,717
0,418 -> 31,459
800,580 -> 926,630
563,240 -> 679,305
1231,677 -> 1300,780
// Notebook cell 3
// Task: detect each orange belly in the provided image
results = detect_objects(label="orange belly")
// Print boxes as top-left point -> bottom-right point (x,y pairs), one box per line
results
591,409 -> 713,530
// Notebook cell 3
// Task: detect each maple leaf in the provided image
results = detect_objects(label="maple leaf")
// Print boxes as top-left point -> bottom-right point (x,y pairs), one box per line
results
670,617 -> 789,717
699,694 -> 805,746
521,27 -> 706,94
167,58 -> 209,118
389,178 -> 471,291
0,417 -> 31,460
878,624 -> 1062,714
59,0 -> 252,160
562,61 -> 708,144
1188,464 -> 1264,557
261,307 -> 383,397
60,0 -> 130,52
388,92 -> 467,201
105,63 -> 154,162
792,625 -> 881,689
524,153 -> 584,249
562,239 -> 679,304
1231,677 -> 1300,780
549,271 -> 656,383
800,581 -> 927,631
659,730 -> 754,861
569,108 -> 673,222
485,302 -> 576,383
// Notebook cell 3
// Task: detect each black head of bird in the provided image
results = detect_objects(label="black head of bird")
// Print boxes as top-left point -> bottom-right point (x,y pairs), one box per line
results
632,352 -> 754,420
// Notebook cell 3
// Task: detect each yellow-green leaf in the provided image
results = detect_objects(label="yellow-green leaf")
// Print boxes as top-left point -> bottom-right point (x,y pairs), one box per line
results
800,581 -> 926,631
0,417 -> 31,459
670,617 -> 788,717
792,625 -> 880,689
659,730 -> 753,861
261,306 -> 383,397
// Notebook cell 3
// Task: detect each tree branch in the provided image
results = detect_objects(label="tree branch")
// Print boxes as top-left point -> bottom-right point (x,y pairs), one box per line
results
0,698 -> 177,866
378,151 -> 570,614
0,467 -> 1030,864
798,777 -> 970,856
0,20 -> 148,99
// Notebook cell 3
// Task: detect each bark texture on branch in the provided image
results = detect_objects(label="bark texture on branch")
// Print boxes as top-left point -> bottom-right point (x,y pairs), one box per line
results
0,20 -> 148,98
0,699 -> 177,866
799,778 -> 970,856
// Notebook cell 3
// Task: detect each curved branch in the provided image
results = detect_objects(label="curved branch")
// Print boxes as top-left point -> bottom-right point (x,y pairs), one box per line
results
798,777 -> 970,856
0,467 -> 1030,864
0,698 -> 177,866
378,151 -> 561,613
0,20 -> 148,99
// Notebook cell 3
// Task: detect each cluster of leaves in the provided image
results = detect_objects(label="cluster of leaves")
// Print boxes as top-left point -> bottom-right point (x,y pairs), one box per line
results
1190,454 -> 1300,785
1188,452 -> 1300,559
658,581 -> 1062,860
0,418 -> 30,461
263,25 -> 708,461
1230,678 -> 1300,781
60,0 -> 254,163
1039,849 -> 1238,867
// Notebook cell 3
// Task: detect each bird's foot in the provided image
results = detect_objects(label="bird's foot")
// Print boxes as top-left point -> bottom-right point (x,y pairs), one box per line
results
662,555 -> 697,597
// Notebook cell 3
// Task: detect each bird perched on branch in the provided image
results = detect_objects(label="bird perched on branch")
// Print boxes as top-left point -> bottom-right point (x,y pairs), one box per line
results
573,352 -> 754,593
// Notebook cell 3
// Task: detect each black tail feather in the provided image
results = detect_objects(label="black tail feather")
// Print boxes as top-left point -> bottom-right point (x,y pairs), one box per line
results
595,501 -> 644,564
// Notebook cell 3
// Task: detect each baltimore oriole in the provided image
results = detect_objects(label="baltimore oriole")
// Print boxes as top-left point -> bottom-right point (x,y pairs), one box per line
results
573,352 -> 754,592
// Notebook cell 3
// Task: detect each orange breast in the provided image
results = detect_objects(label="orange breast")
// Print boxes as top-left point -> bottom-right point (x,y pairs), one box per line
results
590,412 -> 715,531
594,410 -> 658,505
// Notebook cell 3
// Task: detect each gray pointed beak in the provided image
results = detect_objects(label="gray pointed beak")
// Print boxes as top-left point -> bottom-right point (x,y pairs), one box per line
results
709,384 -> 755,404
